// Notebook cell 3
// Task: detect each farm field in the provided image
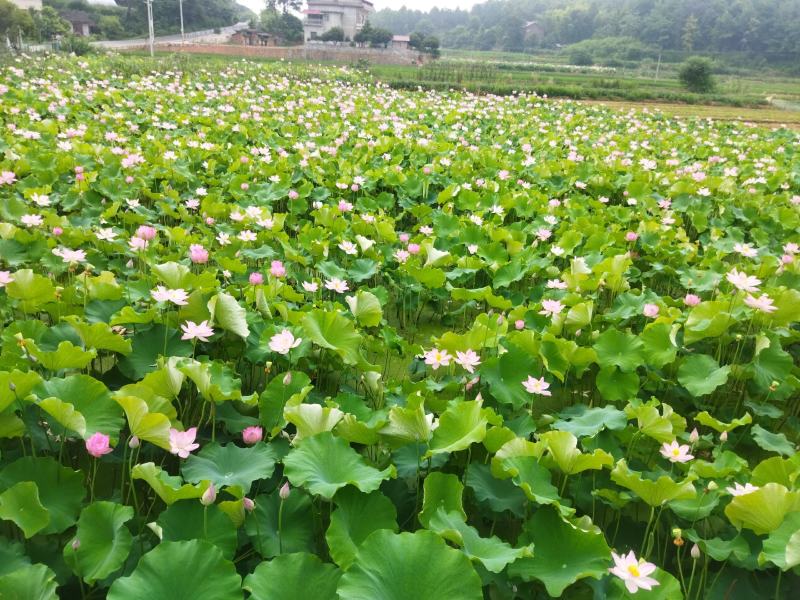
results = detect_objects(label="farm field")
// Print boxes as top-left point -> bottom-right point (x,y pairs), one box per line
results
0,54 -> 799,599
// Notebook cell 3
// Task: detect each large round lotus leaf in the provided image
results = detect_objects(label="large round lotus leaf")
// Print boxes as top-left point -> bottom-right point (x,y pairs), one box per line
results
0,563 -> 59,600
243,553 -> 341,600
158,501 -> 238,559
106,540 -> 242,600
336,530 -> 483,600
181,442 -> 277,491
677,354 -> 731,397
759,512 -> 800,571
725,483 -> 800,535
427,399 -> 491,456
244,490 -> 315,558
283,432 -> 395,500
508,506 -> 611,596
593,329 -> 644,373
301,309 -> 364,366
465,463 -> 527,517
0,538 -> 31,576
0,481 -> 50,538
326,488 -> 397,569
0,456 -> 84,534
32,374 -> 124,440
63,501 -> 134,584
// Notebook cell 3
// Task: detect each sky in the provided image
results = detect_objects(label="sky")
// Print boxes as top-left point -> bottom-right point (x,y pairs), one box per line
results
237,0 -> 481,15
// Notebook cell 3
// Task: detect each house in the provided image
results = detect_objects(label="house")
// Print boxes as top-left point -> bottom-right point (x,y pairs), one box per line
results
522,20 -> 544,43
230,29 -> 274,46
9,0 -> 42,9
303,0 -> 373,43
60,10 -> 95,36
391,35 -> 410,50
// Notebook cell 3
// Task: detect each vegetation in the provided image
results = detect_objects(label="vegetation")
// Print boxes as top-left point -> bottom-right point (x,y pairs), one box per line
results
354,21 -> 393,49
678,57 -> 715,93
0,52 -> 799,599
259,9 -> 303,45
319,26 -> 346,43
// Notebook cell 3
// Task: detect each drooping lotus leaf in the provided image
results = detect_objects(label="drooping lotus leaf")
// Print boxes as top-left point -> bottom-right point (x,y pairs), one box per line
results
0,482 -> 50,538
427,399 -> 493,456
552,404 -> 628,438
694,411 -> 752,433
465,463 -> 527,517
283,403 -> 344,443
207,292 -> 249,339
508,506 -> 611,596
751,424 -> 797,456
758,512 -> 800,571
345,290 -> 383,327
336,530 -> 483,600
750,455 -> 800,488
301,309 -> 366,367
0,563 -> 59,600
181,442 -> 277,491
611,461 -> 697,507
326,487 -> 398,569
419,471 -> 466,528
283,432 -> 395,500
63,501 -> 134,584
0,456 -> 84,533
724,483 -> 800,535
131,463 -> 208,505
63,316 -> 132,354
113,395 -> 171,450
539,430 -> 614,475
244,553 -> 341,600
107,540 -> 242,600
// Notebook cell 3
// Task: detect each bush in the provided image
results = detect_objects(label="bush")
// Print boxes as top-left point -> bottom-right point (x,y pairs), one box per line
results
320,27 -> 344,42
678,57 -> 715,93
60,35 -> 92,56
569,49 -> 594,66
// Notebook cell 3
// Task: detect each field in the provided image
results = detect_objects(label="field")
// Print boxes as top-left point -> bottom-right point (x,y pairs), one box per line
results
0,54 -> 799,599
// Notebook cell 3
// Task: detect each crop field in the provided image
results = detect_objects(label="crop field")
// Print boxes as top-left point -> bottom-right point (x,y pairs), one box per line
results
0,54 -> 799,599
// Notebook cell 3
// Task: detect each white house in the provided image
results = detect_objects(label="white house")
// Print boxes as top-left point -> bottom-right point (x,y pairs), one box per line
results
303,0 -> 373,42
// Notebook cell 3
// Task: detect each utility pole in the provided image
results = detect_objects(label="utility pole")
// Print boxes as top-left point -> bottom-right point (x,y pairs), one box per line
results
145,0 -> 155,57
179,0 -> 185,43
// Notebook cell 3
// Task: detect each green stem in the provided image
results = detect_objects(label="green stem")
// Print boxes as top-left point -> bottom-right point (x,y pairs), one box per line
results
277,498 -> 285,554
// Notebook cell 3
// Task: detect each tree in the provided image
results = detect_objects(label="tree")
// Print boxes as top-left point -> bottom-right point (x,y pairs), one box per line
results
353,20 -> 373,45
266,0 -> 301,14
369,26 -> 393,48
320,26 -> 344,42
0,0 -> 34,45
678,56 -> 715,93
682,14 -> 698,52
261,9 -> 303,44
32,6 -> 71,40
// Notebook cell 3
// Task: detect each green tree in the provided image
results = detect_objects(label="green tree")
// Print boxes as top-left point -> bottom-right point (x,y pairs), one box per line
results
370,26 -> 393,48
97,15 -> 124,39
0,0 -> 34,45
320,26 -> 345,42
678,56 -> 715,93
32,6 -> 71,41
265,0 -> 301,14
260,9 -> 303,44
682,14 -> 698,52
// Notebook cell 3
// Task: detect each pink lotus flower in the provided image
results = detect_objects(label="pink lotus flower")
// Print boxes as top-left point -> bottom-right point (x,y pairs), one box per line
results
279,482 -> 291,500
249,272 -> 264,285
188,244 -> 209,264
684,294 -> 701,306
270,260 -> 286,278
0,271 -> 14,287
200,484 -> 216,506
0,170 -> 17,185
324,278 -> 349,293
455,349 -> 481,374
726,268 -> 761,293
242,426 -> 263,445
625,231 -> 638,242
407,243 -> 421,255
422,348 -> 452,370
288,190 -> 299,200
269,329 -> 302,355
399,233 -> 410,243
523,376 -> 551,396
660,441 -> 693,463
151,286 -> 189,306
726,482 -> 759,496
243,497 -> 256,511
643,303 -> 660,318
180,320 -> 214,342
85,432 -> 113,457
515,319 -> 525,330
169,427 -> 199,459
609,551 -> 660,594
744,294 -> 776,313
136,225 -> 156,240
539,299 -> 564,317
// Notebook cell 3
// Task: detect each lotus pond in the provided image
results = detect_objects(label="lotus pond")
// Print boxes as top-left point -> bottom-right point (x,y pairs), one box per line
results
0,54 -> 799,599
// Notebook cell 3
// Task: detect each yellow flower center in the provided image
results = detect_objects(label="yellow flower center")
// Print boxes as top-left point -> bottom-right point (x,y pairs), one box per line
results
672,448 -> 681,456
628,565 -> 641,578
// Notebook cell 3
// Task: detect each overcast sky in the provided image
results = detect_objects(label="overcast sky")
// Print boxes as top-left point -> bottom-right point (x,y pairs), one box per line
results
238,0 -> 481,15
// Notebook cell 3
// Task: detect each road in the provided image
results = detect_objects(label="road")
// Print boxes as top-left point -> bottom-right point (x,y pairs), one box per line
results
92,22 -> 248,50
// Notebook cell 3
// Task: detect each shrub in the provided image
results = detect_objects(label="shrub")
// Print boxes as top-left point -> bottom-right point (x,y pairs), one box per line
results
678,56 -> 715,93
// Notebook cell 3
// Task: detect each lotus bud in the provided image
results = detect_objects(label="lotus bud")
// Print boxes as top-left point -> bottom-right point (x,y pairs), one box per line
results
279,482 -> 291,500
201,484 -> 217,506
720,431 -> 728,442
707,481 -> 718,491
71,538 -> 80,550
283,372 -> 292,385
690,544 -> 701,559
8,381 -> 15,392
128,435 -> 140,449
243,497 -> 255,512
475,393 -> 482,403
689,428 -> 699,444
769,381 -> 779,392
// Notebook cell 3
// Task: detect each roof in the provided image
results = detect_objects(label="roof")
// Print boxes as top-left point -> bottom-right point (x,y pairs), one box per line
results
392,35 -> 410,42
303,9 -> 323,14
60,10 -> 95,24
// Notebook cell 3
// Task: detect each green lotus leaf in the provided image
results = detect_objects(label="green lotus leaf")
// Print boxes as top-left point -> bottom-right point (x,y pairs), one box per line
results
428,399 -> 493,456
482,343 -> 532,410
509,506 -> 611,596
113,395 -> 171,450
596,366 -> 640,401
301,309 -> 366,367
107,540 -> 242,600
27,340 -> 96,371
750,336 -> 793,398
419,471 -> 466,528
640,322 -> 678,368
345,290 -> 383,327
553,404 -> 628,438
0,482 -> 50,538
677,354 -> 731,396
259,370 -> 313,435
683,301 -> 733,344
611,461 -> 697,507
0,370 -> 42,412
427,508 -> 533,572
347,258 -> 379,282
500,455 -> 563,507
284,403 -> 344,443
751,424 -> 797,456
724,482 -> 800,534
131,463 -> 208,505
605,566 -> 683,599
0,538 -> 30,576
182,442 -> 277,491
689,451 -> 747,478
158,502 -> 238,559
694,411 -> 752,433
244,490 -> 315,558
465,462 -> 527,517
37,396 -> 87,438
337,530 -> 483,600
0,563 -> 58,600
5,269 -> 56,312
750,455 -> 800,487
63,501 -> 134,584
405,265 -> 446,288
33,374 -> 123,439
63,316 -> 132,354
118,325 -> 193,380
244,553 -> 341,600
0,456 -> 84,533
684,530 -> 751,562
669,490 -> 720,520
379,394 -> 434,447
540,430 -> 614,474
564,301 -> 594,332
450,286 -> 513,311
176,358 -> 244,403
152,262 -> 193,289
758,512 -> 800,571
283,432 -> 395,500
326,488 -> 398,569
208,292 -> 249,339
625,401 -> 685,443
593,328 -> 644,373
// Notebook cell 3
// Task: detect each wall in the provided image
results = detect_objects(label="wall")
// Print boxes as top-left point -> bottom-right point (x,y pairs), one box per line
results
144,43 -> 429,65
